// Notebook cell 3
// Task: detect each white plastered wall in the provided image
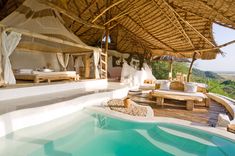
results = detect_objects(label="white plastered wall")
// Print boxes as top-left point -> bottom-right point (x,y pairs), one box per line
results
10,50 -> 61,71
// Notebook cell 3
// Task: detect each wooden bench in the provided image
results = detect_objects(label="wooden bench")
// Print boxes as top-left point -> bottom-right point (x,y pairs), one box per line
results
150,90 -> 210,111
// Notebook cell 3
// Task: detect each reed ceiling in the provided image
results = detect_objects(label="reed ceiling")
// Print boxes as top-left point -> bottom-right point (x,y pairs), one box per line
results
0,0 -> 235,59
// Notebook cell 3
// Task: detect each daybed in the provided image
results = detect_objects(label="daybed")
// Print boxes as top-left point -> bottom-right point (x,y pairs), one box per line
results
150,81 -> 210,110
15,70 -> 78,83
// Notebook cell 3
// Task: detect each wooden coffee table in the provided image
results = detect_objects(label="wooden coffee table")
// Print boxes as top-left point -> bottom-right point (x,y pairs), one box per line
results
151,90 -> 209,111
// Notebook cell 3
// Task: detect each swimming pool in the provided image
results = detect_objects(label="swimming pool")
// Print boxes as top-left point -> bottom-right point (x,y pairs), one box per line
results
1,110 -> 235,156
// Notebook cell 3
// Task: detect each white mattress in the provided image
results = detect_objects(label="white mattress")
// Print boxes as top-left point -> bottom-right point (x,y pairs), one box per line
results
32,71 -> 76,76
154,89 -> 207,98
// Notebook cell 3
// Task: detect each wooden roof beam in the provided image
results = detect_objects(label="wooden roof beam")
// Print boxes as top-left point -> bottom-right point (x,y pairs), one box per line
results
74,5 -> 106,34
104,1 -> 151,26
119,24 -> 158,49
80,0 -> 98,16
92,0 -> 127,23
114,5 -> 175,51
170,3 -> 235,30
4,26 -> 95,51
163,0 -> 215,47
153,0 -> 195,49
40,0 -> 104,29
153,39 -> 235,54
199,1 -> 235,27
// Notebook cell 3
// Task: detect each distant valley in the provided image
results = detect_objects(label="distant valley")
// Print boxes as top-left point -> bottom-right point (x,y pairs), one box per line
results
216,71 -> 235,81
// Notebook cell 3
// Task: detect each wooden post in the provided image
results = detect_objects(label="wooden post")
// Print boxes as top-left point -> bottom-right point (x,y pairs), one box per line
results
103,0 -> 110,79
186,100 -> 194,111
169,61 -> 173,80
0,27 -> 4,86
104,26 -> 109,79
84,54 -> 91,79
187,52 -> 197,82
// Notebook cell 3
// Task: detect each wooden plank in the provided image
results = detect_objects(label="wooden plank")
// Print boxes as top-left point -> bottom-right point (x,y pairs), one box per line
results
129,93 -> 230,126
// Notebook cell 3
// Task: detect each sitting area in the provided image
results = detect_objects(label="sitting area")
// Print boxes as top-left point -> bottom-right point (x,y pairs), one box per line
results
149,81 -> 210,111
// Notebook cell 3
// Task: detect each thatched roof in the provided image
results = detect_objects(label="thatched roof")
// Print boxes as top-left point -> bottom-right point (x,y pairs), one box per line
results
0,0 -> 235,60
0,0 -> 99,54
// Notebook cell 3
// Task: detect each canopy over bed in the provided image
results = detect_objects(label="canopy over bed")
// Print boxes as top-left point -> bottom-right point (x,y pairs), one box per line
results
0,0 -> 101,84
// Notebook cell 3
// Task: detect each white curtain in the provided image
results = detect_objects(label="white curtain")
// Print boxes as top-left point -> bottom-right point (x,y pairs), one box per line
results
56,53 -> 70,71
2,31 -> 22,84
74,56 -> 84,68
93,49 -> 101,79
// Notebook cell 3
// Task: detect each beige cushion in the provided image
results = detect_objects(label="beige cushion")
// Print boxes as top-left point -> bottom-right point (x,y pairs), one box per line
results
184,83 -> 197,93
160,81 -> 170,90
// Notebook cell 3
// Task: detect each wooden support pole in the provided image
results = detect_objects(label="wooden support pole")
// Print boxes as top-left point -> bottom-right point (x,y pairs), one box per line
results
0,27 -> 3,86
104,26 -> 109,79
84,54 -> 91,79
169,61 -> 173,80
187,52 -> 197,82
102,0 -> 110,79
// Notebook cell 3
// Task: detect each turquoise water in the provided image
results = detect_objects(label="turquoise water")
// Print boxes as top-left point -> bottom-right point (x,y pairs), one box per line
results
2,111 -> 235,156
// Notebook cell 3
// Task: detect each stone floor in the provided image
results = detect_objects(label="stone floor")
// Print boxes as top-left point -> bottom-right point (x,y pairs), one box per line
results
129,92 -> 230,127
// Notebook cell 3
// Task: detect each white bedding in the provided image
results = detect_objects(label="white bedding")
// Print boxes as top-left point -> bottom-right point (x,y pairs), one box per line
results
154,89 -> 207,98
32,71 -> 76,76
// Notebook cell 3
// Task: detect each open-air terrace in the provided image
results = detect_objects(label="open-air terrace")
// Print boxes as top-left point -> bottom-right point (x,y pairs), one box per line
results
0,0 -> 235,155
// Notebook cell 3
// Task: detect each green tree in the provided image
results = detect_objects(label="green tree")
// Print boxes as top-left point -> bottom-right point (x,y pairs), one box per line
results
151,61 -> 169,79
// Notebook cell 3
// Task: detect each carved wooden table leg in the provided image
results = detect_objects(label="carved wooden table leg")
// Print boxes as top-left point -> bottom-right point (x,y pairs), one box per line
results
205,98 -> 210,107
156,97 -> 164,108
186,100 -> 194,110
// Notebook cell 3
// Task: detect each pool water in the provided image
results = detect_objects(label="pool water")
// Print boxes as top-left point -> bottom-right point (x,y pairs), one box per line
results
1,110 -> 235,156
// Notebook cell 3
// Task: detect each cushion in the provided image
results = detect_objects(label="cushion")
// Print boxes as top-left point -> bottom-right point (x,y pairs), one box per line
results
18,69 -> 33,74
160,81 -> 170,90
41,69 -> 54,72
144,79 -> 155,84
184,83 -> 198,93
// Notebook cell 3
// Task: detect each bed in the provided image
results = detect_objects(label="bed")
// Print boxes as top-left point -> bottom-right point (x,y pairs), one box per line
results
14,70 -> 78,83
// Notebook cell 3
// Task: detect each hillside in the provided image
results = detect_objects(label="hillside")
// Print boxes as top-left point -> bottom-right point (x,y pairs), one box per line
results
151,61 -> 235,99
193,69 -> 235,99
217,71 -> 235,81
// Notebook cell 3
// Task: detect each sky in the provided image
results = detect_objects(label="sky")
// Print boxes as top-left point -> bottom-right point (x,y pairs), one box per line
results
195,24 -> 235,72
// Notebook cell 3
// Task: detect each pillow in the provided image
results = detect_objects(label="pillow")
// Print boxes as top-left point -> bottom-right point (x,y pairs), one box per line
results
160,81 -> 170,90
144,79 -> 155,84
18,69 -> 33,74
41,69 -> 54,72
184,83 -> 197,93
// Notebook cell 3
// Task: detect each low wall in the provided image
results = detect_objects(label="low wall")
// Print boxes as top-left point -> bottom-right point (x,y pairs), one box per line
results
0,83 -> 129,137
0,79 -> 108,101
207,93 -> 235,120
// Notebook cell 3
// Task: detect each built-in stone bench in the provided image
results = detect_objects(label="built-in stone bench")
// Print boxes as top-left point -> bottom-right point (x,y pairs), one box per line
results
206,93 -> 235,130
102,98 -> 154,117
